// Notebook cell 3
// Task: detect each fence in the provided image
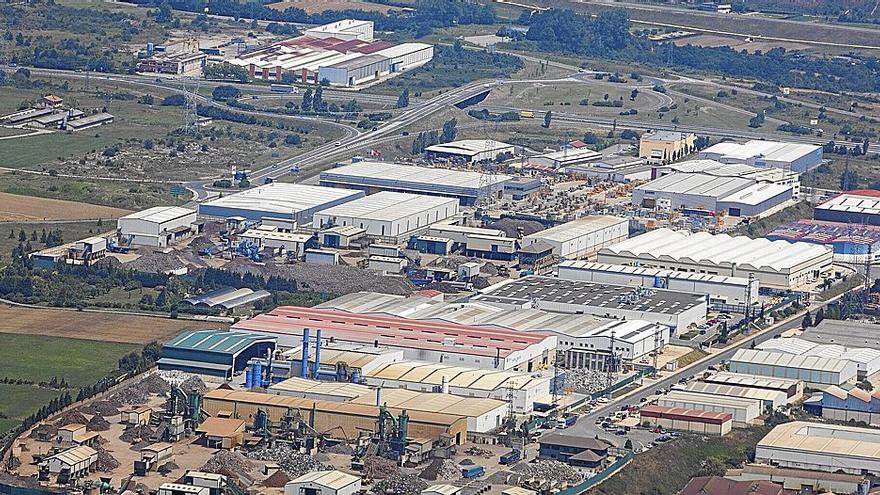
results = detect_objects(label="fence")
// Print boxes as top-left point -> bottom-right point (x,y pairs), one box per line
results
557,451 -> 634,495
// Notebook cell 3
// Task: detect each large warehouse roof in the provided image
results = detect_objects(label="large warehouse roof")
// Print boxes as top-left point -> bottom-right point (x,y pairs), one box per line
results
198,183 -> 363,218
321,161 -> 511,190
425,140 -> 513,157
559,261 -> 751,287
704,372 -> 800,391
701,140 -> 821,162
599,228 -> 831,273
731,348 -> 853,373
315,191 -> 456,222
638,172 -> 753,197
522,216 -> 626,243
805,319 -> 880,348
365,361 -> 548,391
348,388 -> 507,417
269,377 -> 371,400
767,219 -> 880,246
163,330 -> 274,356
121,206 -> 195,224
758,421 -> 880,458
816,190 -> 880,217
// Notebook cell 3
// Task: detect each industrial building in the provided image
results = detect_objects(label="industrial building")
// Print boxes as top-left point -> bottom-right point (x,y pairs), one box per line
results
702,372 -> 803,402
66,112 -> 114,131
699,140 -> 823,173
319,225 -> 366,249
157,329 -> 276,379
231,306 -> 557,371
657,390 -> 762,427
756,337 -> 880,379
39,446 -> 97,481
652,159 -> 801,196
312,192 -> 459,241
803,385 -> 880,426
633,172 -> 794,217
319,161 -> 511,206
503,177 -> 544,200
734,465 -> 870,495
767,219 -> 880,265
557,261 -> 758,307
527,147 -> 602,170
117,206 -> 200,248
198,183 -> 365,223
374,43 -> 434,73
473,276 -> 707,333
318,54 -> 390,87
537,434 -> 611,468
305,20 -> 374,41
425,140 -> 516,164
638,405 -> 733,436
240,228 -> 317,258
597,228 -> 833,290
683,381 -> 787,410
285,471 -> 361,495
803,319 -> 880,349
814,190 -> 880,226
267,343 -> 405,382
520,216 -> 628,260
728,348 -> 858,387
180,287 -> 271,315
426,223 -> 508,247
136,52 -> 207,75
563,156 -> 651,183
550,319 -> 669,370
202,389 -> 468,445
755,421 -> 880,475
638,131 -> 696,163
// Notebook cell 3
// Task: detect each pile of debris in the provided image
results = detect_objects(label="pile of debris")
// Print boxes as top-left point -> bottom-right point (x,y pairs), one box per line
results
95,447 -> 119,472
87,415 -> 111,432
247,446 -> 326,478
30,424 -> 57,442
158,462 -> 179,475
463,446 -> 493,458
363,456 -> 399,479
79,400 -> 121,416
256,262 -> 414,296
419,459 -> 459,481
55,411 -> 88,427
566,368 -> 612,394
202,450 -> 255,480
112,374 -> 171,404
516,460 -> 583,486
324,442 -> 353,455
157,371 -> 207,395
127,252 -> 188,274
487,218 -> 545,237
371,474 -> 427,495
261,470 -> 291,488
119,424 -> 154,443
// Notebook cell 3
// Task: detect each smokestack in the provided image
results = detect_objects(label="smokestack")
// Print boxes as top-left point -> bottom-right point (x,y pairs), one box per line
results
313,329 -> 322,379
376,387 -> 382,406
300,328 -> 310,378
441,375 -> 449,394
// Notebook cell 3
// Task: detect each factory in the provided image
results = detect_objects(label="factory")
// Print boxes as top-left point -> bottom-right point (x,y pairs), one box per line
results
473,276 -> 708,333
528,147 -> 602,170
549,319 -> 670,370
311,192 -> 459,241
304,19 -> 374,41
319,161 -> 512,206
756,337 -> 880,379
638,405 -> 732,436
632,172 -> 794,217
239,227 -> 316,258
202,389 -> 469,445
537,434 -> 611,468
231,306 -> 557,371
117,206 -> 201,248
727,348 -> 858,387
425,140 -> 516,164
803,385 -> 880,426
563,156 -> 651,183
638,130 -> 696,163
814,190 -> 880,226
683,381 -> 788,410
702,372 -> 803,403
755,421 -> 880,475
597,228 -> 833,290
698,140 -> 823,173
318,54 -> 390,87
657,390 -> 762,427
558,261 -> 758,307
802,319 -> 880,349
136,51 -> 207,76
520,216 -> 628,260
766,219 -> 880,265
652,159 -> 801,196
198,183 -> 365,223
157,329 -> 276,379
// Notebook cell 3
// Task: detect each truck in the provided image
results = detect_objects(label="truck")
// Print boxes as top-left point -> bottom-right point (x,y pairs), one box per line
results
556,414 -> 578,429
270,84 -> 298,94
499,450 -> 521,465
520,110 -> 535,118
461,466 -> 485,479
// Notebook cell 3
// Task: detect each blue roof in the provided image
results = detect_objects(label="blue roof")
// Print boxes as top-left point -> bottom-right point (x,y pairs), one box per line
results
164,329 -> 275,356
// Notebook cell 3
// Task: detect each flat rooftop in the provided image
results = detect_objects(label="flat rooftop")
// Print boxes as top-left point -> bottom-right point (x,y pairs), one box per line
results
558,260 -> 752,286
702,139 -> 821,163
817,190 -> 880,216
321,161 -> 511,191
473,276 -> 705,315
805,319 -> 880,348
767,219 -> 880,246
365,360 -> 549,391
315,191 -> 456,222
758,421 -> 880,458
120,205 -> 195,224
523,216 -> 626,243
199,183 -> 363,216
425,140 -> 513,157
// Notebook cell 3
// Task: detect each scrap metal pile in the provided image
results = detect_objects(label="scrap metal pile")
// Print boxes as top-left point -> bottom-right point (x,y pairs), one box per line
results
247,445 -> 327,478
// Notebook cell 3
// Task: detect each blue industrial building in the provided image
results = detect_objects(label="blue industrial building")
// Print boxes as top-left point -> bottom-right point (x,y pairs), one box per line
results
766,219 -> 880,261
409,235 -> 453,255
504,177 -> 543,200
158,329 -> 276,379
804,386 -> 880,426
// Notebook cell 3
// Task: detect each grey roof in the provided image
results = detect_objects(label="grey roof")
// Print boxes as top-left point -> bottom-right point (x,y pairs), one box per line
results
644,130 -> 690,142
804,319 -> 880,348
182,287 -> 270,308
66,112 -> 114,128
539,433 -> 610,451
328,53 -> 388,70
637,172 -> 753,198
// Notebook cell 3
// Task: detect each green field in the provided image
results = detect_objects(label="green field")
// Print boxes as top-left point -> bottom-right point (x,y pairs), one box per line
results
0,172 -> 184,210
0,333 -> 138,387
0,384 -> 62,431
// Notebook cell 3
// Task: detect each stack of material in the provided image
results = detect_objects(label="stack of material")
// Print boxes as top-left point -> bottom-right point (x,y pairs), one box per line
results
202,450 -> 255,481
371,474 -> 427,495
120,425 -> 154,443
363,456 -> 399,479
516,460 -> 583,486
113,374 -> 171,404
158,462 -> 179,474
565,368 -> 613,394
419,459 -> 459,481
247,445 -> 326,478
80,400 -> 121,416
30,424 -> 57,441
262,470 -> 291,488
87,415 -> 111,432
95,447 -> 120,472
55,411 -> 88,427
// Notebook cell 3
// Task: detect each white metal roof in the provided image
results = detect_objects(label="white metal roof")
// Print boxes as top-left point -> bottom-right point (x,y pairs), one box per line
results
705,371 -> 800,390
558,260 -> 752,286
718,182 -> 792,206
636,172 -> 753,198
817,193 -> 880,216
759,421 -> 880,458
425,140 -> 514,157
599,228 -> 831,273
315,191 -> 456,222
701,140 -> 821,163
289,470 -> 361,489
121,206 -> 195,224
324,161 -> 511,188
374,42 -> 433,59
47,446 -> 97,466
523,216 -> 626,243
201,183 -> 362,217
731,348 -> 853,373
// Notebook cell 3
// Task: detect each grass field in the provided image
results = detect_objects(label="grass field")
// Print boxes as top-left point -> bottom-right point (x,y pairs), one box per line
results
0,384 -> 62,433
0,192 -> 129,221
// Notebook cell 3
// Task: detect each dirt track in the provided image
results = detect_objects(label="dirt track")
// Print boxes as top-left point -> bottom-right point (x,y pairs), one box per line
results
0,304 -> 223,344
0,192 -> 129,221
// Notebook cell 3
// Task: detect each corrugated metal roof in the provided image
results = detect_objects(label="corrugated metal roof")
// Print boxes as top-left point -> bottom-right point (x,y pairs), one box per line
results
347,388 -> 506,417
758,421 -> 880,458
164,330 -> 274,355
315,191 -> 457,222
289,470 -> 360,489
731,348 -> 852,373
200,183 -> 363,217
121,206 -> 195,224
321,161 -> 511,190
522,215 -> 626,244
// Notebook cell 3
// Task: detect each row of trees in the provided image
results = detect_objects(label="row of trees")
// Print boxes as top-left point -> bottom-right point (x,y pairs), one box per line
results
411,118 -> 457,154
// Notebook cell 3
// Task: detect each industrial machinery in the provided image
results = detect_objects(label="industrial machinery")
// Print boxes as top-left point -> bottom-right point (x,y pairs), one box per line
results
351,404 -> 410,468
163,386 -> 204,442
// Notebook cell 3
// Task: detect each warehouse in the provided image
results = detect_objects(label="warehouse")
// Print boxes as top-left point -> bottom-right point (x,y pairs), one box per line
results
319,225 -> 366,249
463,234 -> 518,261
683,381 -> 787,410
202,389 -> 468,444
803,319 -> 880,349
699,140 -> 823,173
374,43 -> 434,72
756,337 -> 880,379
638,405 -> 732,436
814,190 -> 880,226
803,385 -> 880,426
473,276 -> 707,333
537,434 -> 611,468
632,172 -> 794,216
550,319 -> 669,370
653,159 -> 801,193
117,206 -> 199,248
65,112 -> 114,131
368,255 -> 408,274
702,372 -> 803,402
285,471 -> 361,495
363,361 -> 550,413
312,192 -> 458,242
503,177 -> 544,200
180,287 -> 271,315
425,140 -> 516,164
240,228 -> 317,258
755,421 -> 880,475
426,223 -> 507,246
728,348 -> 858,386
597,228 -> 833,290
318,54 -> 390,87
157,329 -> 276,379
766,219 -> 880,265
564,157 -> 651,183
198,183 -> 365,223
520,215 -> 629,260
320,161 -> 511,206
232,306 -> 557,371
528,147 -> 602,170
268,378 -> 371,402
638,131 -> 696,163
256,343 -> 405,381
558,260 -> 757,306
39,445 -> 97,480
657,390 -> 762,427
304,19 -> 374,41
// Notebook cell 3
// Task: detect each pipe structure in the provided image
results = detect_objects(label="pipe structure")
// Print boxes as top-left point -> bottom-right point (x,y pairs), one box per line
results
313,329 -> 322,379
300,328 -> 310,378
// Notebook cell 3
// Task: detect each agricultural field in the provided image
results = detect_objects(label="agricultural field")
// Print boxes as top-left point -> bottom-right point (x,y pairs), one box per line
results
0,304 -> 219,344
0,385 -> 62,435
0,192 -> 129,221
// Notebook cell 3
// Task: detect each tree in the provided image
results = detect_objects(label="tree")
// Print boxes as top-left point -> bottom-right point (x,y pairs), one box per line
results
623,439 -> 633,450
801,312 -> 813,329
543,110 -> 552,128
840,169 -> 859,191
858,380 -> 874,392
697,457 -> 727,477
155,0 -> 174,23
203,63 -> 249,83
815,307 -> 825,325
212,85 -> 241,102
301,87 -> 313,112
312,85 -> 324,113
397,88 -> 410,108
284,134 -> 301,145
441,118 -> 457,143
18,230 -> 26,242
